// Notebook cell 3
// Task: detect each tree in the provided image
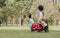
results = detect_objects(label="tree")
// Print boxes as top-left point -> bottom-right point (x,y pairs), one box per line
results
0,0 -> 6,8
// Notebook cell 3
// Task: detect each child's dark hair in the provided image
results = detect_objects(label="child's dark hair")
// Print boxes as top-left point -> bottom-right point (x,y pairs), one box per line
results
28,13 -> 31,18
38,5 -> 44,11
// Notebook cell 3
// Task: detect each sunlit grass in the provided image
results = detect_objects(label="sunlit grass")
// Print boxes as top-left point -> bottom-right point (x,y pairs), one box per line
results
0,30 -> 60,38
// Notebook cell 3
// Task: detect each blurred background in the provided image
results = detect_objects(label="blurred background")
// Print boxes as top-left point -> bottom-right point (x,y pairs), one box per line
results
0,0 -> 60,26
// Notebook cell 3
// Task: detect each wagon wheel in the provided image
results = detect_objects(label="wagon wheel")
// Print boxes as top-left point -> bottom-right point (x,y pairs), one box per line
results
37,30 -> 43,32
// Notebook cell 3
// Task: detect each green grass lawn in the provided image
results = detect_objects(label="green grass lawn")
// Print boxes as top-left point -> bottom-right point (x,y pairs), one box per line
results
0,30 -> 60,38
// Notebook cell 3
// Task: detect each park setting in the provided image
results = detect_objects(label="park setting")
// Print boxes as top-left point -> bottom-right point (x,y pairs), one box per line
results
0,0 -> 60,38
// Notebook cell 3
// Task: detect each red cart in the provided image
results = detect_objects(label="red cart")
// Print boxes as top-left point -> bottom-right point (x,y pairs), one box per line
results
31,23 -> 48,32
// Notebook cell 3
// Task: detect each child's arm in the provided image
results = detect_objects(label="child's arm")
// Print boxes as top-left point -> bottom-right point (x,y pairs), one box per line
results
42,11 -> 44,17
42,11 -> 45,20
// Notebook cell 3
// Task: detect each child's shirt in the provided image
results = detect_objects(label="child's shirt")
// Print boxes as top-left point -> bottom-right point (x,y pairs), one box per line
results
29,18 -> 34,28
38,11 -> 43,21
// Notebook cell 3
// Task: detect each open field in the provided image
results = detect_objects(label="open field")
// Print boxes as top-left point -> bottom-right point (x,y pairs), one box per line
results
0,30 -> 60,38
0,25 -> 60,30
0,25 -> 60,38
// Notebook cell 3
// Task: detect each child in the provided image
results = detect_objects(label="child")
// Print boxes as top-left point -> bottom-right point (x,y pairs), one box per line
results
38,5 -> 47,27
38,5 -> 44,22
28,14 -> 34,29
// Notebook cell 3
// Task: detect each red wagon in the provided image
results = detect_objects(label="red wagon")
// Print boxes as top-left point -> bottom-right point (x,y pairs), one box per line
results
31,23 -> 48,32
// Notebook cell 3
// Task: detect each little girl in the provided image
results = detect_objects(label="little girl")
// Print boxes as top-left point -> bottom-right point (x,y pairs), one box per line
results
28,14 -> 34,29
38,5 -> 47,27
38,5 -> 44,23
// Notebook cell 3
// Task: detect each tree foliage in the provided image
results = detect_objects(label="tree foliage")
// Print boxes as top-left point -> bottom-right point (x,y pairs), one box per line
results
0,0 -> 34,25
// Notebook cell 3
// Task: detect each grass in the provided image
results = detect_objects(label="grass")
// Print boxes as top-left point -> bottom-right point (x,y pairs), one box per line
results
0,30 -> 60,38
